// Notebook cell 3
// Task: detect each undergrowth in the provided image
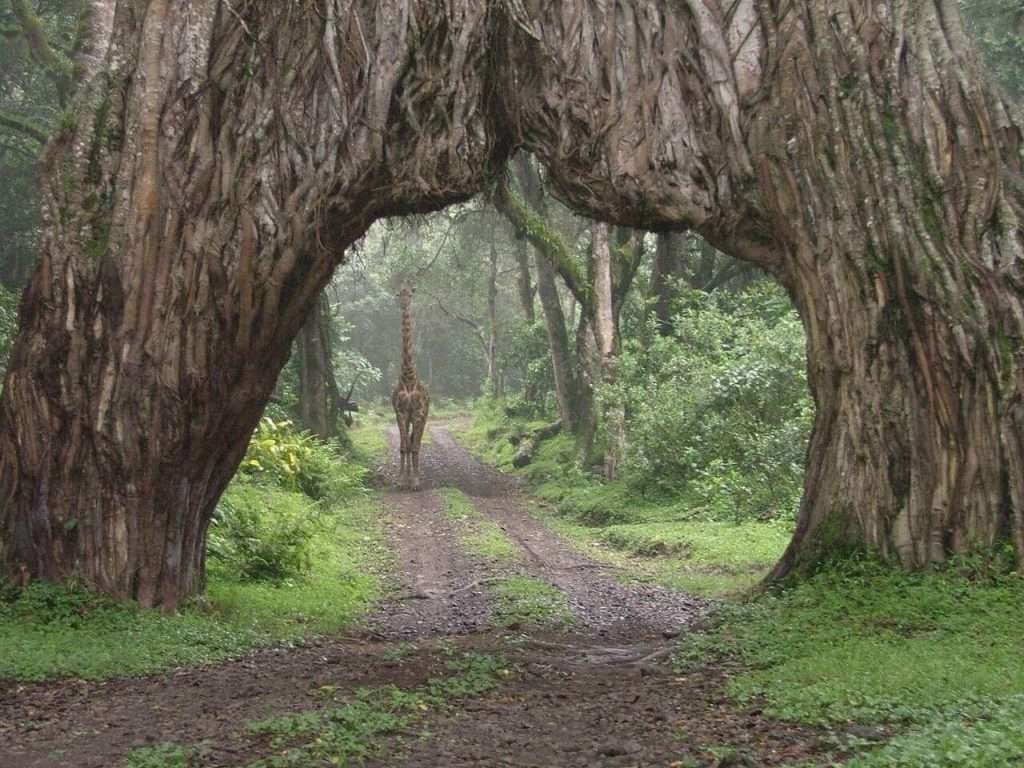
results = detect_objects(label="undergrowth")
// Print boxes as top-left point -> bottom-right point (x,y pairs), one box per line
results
490,575 -> 572,628
438,486 -> 520,563
0,421 -> 386,682
244,653 -> 509,767
674,556 -> 1024,766
454,403 -> 789,596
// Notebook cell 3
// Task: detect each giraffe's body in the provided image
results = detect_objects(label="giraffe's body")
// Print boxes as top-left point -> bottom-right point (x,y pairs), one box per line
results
392,287 -> 430,490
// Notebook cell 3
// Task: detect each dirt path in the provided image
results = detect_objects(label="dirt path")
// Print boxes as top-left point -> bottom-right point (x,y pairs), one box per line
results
0,423 -> 832,768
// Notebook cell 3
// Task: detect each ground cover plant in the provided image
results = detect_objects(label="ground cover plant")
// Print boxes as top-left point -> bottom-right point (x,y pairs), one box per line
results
0,419 -> 385,681
243,652 -> 509,768
456,405 -> 791,597
438,486 -> 520,563
675,556 -> 1024,766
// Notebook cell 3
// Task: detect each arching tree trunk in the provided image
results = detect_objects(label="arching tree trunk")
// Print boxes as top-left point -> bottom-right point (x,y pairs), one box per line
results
753,5 -> 1024,577
3,0 -> 1022,606
509,1 -> 1024,577
0,0 -> 506,609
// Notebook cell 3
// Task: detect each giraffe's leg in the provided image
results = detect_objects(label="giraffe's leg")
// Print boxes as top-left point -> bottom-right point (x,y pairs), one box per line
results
395,409 -> 409,489
410,417 -> 427,491
403,419 -> 415,488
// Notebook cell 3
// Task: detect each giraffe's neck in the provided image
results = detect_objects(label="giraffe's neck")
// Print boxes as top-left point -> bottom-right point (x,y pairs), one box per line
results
400,294 -> 417,385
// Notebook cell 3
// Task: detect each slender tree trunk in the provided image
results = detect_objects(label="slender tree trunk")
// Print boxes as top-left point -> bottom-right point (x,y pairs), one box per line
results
297,296 -> 331,440
514,237 -> 535,323
509,154 -> 580,429
573,316 -> 598,468
534,246 -> 579,431
650,232 -> 682,336
486,238 -> 501,399
592,223 -> 625,480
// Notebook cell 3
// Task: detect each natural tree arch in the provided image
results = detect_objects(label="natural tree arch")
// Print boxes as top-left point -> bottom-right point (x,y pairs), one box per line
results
1,0 -> 1021,608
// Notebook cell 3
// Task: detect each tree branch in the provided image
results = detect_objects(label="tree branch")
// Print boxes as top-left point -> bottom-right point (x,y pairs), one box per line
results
9,0 -> 73,106
422,289 -> 488,352
493,177 -> 592,315
0,109 -> 48,145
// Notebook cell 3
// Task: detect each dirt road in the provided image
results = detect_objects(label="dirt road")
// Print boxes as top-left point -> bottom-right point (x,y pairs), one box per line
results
0,424 -> 829,767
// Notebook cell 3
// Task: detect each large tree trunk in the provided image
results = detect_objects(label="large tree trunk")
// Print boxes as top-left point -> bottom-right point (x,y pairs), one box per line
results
754,6 -> 1024,577
0,0 -> 505,608
3,0 -> 1022,605
509,2 -> 1024,576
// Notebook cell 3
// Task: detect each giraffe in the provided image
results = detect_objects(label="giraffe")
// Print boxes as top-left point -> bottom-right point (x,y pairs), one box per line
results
391,286 -> 430,490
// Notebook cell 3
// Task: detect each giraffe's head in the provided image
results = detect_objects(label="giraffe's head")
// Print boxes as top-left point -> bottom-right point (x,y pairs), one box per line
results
398,286 -> 413,307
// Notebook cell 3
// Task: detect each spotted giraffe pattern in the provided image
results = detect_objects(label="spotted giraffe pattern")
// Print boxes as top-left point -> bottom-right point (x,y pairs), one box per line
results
391,286 -> 430,490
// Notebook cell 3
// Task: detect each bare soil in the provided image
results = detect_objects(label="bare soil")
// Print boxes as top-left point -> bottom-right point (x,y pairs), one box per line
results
0,424 -> 835,768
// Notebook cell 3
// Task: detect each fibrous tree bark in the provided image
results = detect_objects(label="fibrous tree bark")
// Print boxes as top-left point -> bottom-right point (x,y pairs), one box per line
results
507,1 -> 1024,577
2,0 -> 1022,606
0,0 -> 510,608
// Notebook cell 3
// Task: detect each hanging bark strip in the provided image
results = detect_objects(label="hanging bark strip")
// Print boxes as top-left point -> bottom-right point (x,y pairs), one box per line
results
1,1 -> 1022,607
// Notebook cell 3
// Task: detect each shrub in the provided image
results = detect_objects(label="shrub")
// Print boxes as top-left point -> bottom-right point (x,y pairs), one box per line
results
241,417 -> 366,502
207,479 -> 318,583
608,282 -> 811,522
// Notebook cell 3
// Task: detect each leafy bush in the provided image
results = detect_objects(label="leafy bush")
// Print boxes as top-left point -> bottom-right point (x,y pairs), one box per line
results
207,479 -> 318,583
608,282 -> 811,521
241,417 -> 366,501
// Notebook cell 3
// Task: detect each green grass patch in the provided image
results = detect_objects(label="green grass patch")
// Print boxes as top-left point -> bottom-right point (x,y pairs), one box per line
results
206,493 -> 386,637
348,413 -> 390,467
123,743 -> 193,768
599,520 -> 790,567
454,404 -> 790,597
437,487 -> 520,563
0,495 -> 387,682
675,559 -> 1024,765
847,695 -> 1024,768
244,653 -> 508,767
490,575 -> 572,628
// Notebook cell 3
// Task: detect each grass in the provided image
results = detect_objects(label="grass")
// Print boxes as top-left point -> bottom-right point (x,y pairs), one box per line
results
244,652 -> 509,767
0,494 -> 387,682
348,412 -> 390,466
123,744 -> 193,768
437,486 -> 520,563
206,493 -> 386,636
453,406 -> 788,597
434,487 -> 570,628
675,556 -> 1024,765
490,575 -> 572,628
